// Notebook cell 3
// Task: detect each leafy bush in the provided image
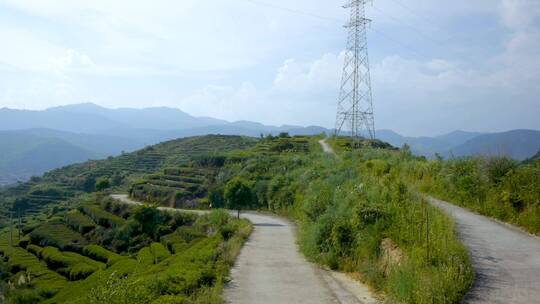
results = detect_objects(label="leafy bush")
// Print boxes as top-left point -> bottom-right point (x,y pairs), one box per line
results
40,247 -> 104,280
26,244 -> 43,256
82,245 -> 123,266
28,223 -> 86,250
64,209 -> 96,234
137,243 -> 170,265
81,204 -> 126,228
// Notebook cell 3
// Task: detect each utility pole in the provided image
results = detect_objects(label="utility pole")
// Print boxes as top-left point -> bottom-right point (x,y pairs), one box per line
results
335,0 -> 376,143
9,211 -> 13,249
18,209 -> 22,241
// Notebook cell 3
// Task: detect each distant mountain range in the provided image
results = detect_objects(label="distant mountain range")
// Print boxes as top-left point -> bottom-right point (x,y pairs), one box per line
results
0,103 -> 328,185
377,129 -> 540,161
1,103 -> 539,185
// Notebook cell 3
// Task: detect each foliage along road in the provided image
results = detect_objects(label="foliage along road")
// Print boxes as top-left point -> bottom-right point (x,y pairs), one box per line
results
111,194 -> 379,304
427,197 -> 540,304
318,139 -> 540,303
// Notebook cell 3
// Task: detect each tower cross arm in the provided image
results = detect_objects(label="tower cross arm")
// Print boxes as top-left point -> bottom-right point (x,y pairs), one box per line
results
343,0 -> 371,9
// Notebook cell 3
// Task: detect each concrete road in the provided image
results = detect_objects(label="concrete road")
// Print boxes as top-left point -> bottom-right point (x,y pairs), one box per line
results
111,194 -> 378,304
319,139 -> 336,155
318,139 -> 540,303
428,197 -> 540,304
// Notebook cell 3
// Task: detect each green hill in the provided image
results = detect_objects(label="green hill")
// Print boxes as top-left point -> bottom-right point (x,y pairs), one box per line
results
448,129 -> 540,160
0,135 -> 257,224
0,132 -> 100,185
8,134 -> 539,303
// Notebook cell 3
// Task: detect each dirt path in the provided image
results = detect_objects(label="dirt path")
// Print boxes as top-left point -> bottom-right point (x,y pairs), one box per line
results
317,140 -> 540,303
111,194 -> 379,304
319,139 -> 336,155
427,197 -> 540,304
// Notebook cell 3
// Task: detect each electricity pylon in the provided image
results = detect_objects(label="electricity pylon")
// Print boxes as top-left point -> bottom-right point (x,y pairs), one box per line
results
335,0 -> 375,142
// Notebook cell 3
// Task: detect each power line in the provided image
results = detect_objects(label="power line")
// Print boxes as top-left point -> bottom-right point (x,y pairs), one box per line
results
240,0 -> 342,23
385,0 -> 445,32
235,0 -> 433,58
370,5 -> 444,45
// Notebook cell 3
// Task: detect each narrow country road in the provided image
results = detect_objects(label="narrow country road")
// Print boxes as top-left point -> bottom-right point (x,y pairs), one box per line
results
111,194 -> 379,304
318,139 -> 540,303
319,139 -> 336,155
427,197 -> 540,304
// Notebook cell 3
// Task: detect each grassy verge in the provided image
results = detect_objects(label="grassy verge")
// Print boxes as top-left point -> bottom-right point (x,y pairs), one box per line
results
329,138 -> 540,235
208,136 -> 473,303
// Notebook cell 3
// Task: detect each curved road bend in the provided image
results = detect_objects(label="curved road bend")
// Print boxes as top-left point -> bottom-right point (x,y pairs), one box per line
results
427,197 -> 540,304
111,194 -> 379,304
318,139 -> 540,303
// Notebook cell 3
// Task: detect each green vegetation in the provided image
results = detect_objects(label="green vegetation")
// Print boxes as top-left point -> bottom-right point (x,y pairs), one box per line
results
6,133 -> 536,303
28,222 -> 86,250
0,135 -> 257,228
0,198 -> 251,303
203,135 -> 472,303
414,155 -> 540,234
64,210 -> 96,234
82,245 -> 123,266
80,204 -> 125,228
130,166 -> 209,208
328,137 -> 540,235
224,179 -> 255,218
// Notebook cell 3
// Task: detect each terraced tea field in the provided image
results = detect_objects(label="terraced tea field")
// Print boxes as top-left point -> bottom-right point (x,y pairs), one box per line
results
0,197 -> 251,303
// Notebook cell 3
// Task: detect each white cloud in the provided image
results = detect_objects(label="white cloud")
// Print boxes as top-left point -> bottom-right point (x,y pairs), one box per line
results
0,0 -> 539,135
500,0 -> 540,30
273,53 -> 342,92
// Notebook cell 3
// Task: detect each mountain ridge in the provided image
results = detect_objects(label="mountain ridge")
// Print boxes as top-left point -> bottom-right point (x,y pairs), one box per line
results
1,103 -> 539,185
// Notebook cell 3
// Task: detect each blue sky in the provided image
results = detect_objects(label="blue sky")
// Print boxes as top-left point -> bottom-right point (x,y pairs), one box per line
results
0,0 -> 539,136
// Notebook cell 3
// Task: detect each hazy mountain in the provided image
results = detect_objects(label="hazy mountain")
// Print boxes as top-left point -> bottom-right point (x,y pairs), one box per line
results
0,103 -> 319,136
0,104 -> 331,185
0,107 -> 127,133
448,130 -> 540,161
47,103 -> 227,131
1,103 -> 538,185
376,129 -> 483,158
0,131 -> 100,185
434,130 -> 484,147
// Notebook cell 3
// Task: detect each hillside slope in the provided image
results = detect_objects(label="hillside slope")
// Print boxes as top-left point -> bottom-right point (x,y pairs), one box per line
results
448,129 -> 540,160
0,135 -> 258,221
377,129 -> 483,158
0,132 -> 99,185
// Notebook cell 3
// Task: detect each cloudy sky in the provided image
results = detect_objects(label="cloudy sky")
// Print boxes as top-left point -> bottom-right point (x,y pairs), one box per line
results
0,0 -> 539,136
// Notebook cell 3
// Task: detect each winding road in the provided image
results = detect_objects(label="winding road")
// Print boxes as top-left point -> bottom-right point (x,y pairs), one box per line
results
111,194 -> 379,304
319,139 -> 540,303
428,197 -> 540,304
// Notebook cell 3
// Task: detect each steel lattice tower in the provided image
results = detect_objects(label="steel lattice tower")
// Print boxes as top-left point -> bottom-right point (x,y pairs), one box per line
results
335,0 -> 375,141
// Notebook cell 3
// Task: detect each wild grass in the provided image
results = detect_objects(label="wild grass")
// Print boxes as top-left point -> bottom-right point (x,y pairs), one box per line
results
209,136 -> 473,303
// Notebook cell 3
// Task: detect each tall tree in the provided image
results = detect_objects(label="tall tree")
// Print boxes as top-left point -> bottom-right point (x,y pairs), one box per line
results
224,179 -> 254,218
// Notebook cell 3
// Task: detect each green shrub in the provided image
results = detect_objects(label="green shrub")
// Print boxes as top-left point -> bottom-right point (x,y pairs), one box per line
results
0,244 -> 67,297
82,245 -> 123,266
41,247 -> 104,280
26,244 -> 43,256
28,223 -> 85,250
137,243 -> 170,265
69,263 -> 97,281
64,209 -> 96,234
81,204 -> 126,228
